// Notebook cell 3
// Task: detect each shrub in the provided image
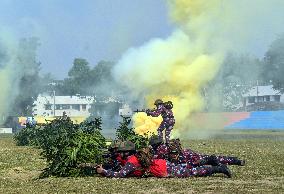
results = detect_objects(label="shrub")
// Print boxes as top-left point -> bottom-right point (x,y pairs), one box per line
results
115,116 -> 150,149
39,117 -> 106,177
14,123 -> 41,146
14,116 -> 106,177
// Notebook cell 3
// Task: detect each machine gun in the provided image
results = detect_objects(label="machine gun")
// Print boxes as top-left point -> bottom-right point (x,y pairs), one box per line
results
133,109 -> 146,113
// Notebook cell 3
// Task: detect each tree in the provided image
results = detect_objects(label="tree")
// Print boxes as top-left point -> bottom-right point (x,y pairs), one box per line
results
57,58 -> 92,96
205,53 -> 263,111
68,58 -> 90,79
262,33 -> 284,91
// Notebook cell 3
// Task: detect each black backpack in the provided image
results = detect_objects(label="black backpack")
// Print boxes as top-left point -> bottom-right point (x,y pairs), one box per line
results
164,101 -> 173,109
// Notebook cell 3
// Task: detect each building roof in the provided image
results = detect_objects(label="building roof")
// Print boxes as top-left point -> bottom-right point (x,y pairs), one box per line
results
34,94 -> 95,105
243,85 -> 282,97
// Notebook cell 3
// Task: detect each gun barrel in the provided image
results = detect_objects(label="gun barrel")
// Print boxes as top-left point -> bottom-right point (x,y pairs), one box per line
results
134,109 -> 145,113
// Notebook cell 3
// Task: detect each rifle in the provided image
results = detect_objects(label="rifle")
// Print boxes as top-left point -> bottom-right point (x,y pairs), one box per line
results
77,149 -> 114,171
133,109 -> 146,113
77,163 -> 99,169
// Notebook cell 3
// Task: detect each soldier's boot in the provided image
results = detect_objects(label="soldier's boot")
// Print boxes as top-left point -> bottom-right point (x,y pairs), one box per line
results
210,164 -> 232,178
229,157 -> 246,166
199,155 -> 220,166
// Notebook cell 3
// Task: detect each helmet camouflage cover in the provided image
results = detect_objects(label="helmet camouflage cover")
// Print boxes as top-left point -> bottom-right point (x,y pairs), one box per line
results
154,99 -> 163,106
149,135 -> 163,146
117,141 -> 136,152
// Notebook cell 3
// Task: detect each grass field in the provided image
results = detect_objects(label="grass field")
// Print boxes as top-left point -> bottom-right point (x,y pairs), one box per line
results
0,131 -> 284,194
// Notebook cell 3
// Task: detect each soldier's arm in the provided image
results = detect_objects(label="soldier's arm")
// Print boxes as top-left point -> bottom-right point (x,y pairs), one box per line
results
146,108 -> 162,117
100,162 -> 136,177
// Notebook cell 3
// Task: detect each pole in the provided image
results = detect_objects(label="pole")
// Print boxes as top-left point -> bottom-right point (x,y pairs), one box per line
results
256,80 -> 259,110
256,80 -> 259,102
53,90 -> 56,117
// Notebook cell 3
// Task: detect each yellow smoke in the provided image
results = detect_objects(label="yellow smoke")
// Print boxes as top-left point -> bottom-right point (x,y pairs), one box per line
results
133,112 -> 162,136
113,0 -> 284,138
113,0 -> 225,137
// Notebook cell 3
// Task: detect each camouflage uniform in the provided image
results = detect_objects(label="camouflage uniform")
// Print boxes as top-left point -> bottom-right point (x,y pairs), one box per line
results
101,140 -> 233,178
102,140 -> 122,170
166,161 -> 230,178
146,100 -> 175,144
168,139 -> 245,166
153,144 -> 169,159
102,157 -> 231,178
149,136 -> 169,160
102,155 -> 144,177
103,140 -> 136,171
102,141 -> 231,178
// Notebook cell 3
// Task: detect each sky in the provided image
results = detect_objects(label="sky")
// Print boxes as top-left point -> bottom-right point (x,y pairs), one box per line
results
0,0 -> 283,79
0,0 -> 173,78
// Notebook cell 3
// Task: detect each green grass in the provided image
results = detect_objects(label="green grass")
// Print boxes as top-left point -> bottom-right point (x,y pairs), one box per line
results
0,132 -> 284,194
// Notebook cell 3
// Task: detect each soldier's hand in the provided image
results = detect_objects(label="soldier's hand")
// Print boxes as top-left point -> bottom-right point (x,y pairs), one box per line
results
96,164 -> 104,174
146,109 -> 151,115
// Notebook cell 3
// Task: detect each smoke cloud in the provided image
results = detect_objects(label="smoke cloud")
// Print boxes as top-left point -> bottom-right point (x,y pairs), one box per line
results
0,28 -> 40,125
112,0 -> 284,138
0,31 -> 19,124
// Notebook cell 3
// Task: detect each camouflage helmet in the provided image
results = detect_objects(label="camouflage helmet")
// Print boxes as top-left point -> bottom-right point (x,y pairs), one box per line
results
154,99 -> 163,106
117,141 -> 136,152
149,135 -> 163,146
168,139 -> 182,154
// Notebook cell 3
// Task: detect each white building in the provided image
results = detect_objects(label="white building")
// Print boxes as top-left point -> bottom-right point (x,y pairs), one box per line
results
0,128 -> 12,134
119,104 -> 133,116
32,94 -> 95,117
243,85 -> 284,106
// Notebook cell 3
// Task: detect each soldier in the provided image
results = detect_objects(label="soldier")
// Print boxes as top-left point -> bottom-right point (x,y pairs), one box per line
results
78,140 -> 136,172
102,140 -> 122,170
149,135 -> 169,160
97,141 -> 144,178
96,147 -> 232,178
167,139 -> 245,167
146,99 -> 175,144
116,141 -> 136,166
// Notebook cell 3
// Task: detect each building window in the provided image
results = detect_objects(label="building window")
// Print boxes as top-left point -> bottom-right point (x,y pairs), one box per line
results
82,104 -> 87,111
72,104 -> 80,111
62,104 -> 70,109
55,105 -> 61,110
274,95 -> 280,102
257,96 -> 264,102
45,105 -> 52,110
265,96 -> 270,102
248,97 -> 255,103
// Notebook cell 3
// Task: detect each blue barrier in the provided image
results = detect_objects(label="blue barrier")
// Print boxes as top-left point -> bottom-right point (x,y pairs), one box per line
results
225,111 -> 284,130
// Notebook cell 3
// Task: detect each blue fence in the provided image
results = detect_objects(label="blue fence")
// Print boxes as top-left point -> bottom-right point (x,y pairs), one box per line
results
225,111 -> 284,130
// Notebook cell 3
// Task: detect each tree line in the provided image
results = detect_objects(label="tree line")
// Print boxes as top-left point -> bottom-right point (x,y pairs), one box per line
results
7,33 -> 284,116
